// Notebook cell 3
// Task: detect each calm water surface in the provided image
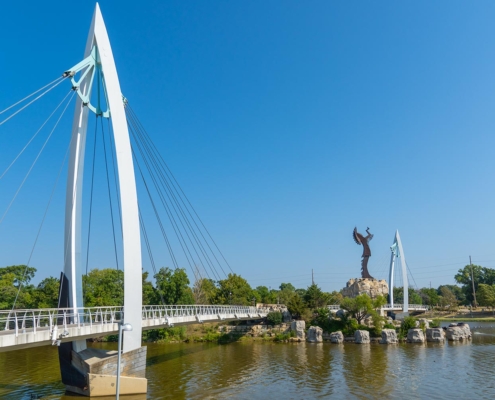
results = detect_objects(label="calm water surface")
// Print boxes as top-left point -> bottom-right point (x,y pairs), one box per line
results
1,322 -> 495,399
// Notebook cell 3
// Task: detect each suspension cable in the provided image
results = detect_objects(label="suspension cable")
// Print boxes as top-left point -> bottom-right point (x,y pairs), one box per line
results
127,112 -> 223,280
0,77 -> 67,127
0,89 -> 73,180
126,104 -> 234,274
101,118 -> 120,271
85,118 -> 99,276
10,98 -> 74,310
0,91 -> 75,226
0,76 -> 64,115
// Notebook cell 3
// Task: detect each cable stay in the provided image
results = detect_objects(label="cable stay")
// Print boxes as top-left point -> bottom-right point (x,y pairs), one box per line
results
9,99 -> 75,310
0,76 -> 67,127
0,89 -> 74,180
0,91 -> 76,227
124,103 -> 234,285
126,104 -> 234,275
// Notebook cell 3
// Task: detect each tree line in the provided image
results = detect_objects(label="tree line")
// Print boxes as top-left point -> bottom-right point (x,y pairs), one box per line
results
1,263 -> 495,312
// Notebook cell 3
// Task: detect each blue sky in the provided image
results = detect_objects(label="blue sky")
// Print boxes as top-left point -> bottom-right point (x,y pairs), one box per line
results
1,1 -> 495,293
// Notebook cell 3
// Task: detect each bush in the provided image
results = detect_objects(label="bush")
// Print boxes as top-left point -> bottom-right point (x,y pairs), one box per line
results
267,311 -> 283,325
430,319 -> 441,328
398,316 -> 416,339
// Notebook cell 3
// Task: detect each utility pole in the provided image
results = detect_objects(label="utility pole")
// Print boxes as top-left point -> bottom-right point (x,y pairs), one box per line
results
312,269 -> 314,285
470,256 -> 477,308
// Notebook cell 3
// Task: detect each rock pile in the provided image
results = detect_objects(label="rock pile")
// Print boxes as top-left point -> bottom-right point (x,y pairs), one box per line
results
341,278 -> 389,298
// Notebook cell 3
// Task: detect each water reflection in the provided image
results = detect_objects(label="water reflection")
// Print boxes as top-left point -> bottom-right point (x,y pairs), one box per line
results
2,322 -> 495,399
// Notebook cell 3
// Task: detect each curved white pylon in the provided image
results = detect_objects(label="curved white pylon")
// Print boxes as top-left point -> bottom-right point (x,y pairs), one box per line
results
389,230 -> 409,313
64,3 -> 142,353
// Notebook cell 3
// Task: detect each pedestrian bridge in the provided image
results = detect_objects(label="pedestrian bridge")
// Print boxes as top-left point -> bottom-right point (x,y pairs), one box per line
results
328,304 -> 428,313
0,305 -> 269,353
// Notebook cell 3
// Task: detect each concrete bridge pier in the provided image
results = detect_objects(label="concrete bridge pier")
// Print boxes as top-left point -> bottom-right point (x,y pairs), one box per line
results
61,344 -> 147,396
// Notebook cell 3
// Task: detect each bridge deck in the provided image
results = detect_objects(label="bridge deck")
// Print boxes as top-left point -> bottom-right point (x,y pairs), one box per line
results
0,305 -> 268,352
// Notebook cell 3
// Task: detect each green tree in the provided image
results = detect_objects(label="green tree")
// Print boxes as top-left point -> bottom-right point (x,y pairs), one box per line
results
340,294 -> 386,324
0,265 -> 37,287
254,286 -> 271,303
266,311 -> 283,325
304,283 -> 329,309
477,284 -> 495,308
438,286 -> 458,310
455,265 -> 495,305
279,283 -> 296,292
142,271 -> 155,306
216,273 -> 253,305
33,277 -> 60,308
419,288 -> 440,307
154,267 -> 194,305
287,293 -> 306,319
83,269 -> 124,307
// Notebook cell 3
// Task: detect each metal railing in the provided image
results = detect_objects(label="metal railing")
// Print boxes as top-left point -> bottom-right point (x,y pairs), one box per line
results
382,304 -> 428,310
0,305 -> 268,338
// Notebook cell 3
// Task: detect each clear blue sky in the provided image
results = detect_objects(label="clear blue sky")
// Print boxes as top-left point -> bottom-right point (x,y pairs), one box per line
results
1,1 -> 495,293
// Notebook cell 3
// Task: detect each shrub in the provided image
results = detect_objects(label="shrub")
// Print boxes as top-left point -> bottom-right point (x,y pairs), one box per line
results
267,311 -> 283,325
398,316 -> 416,339
430,319 -> 441,328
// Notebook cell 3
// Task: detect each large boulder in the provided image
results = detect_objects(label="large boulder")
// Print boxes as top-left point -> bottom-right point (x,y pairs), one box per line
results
426,328 -> 445,342
291,320 -> 306,340
307,326 -> 323,343
407,328 -> 425,343
354,330 -> 370,344
380,329 -> 398,344
330,331 -> 344,343
446,323 -> 471,341
341,278 -> 389,298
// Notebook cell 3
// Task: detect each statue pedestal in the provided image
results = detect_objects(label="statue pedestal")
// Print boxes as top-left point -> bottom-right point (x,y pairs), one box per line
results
341,278 -> 388,299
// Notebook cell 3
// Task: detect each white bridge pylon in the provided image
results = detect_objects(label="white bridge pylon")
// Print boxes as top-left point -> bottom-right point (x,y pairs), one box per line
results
389,230 -> 408,313
64,3 -> 142,353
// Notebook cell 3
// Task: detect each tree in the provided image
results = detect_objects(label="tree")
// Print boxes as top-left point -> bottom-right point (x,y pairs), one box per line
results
0,265 -> 37,287
192,278 -> 218,304
477,284 -> 495,308
304,284 -> 329,309
154,267 -> 194,305
438,286 -> 458,310
33,277 -> 60,308
287,293 -> 306,320
83,269 -> 124,307
216,273 -> 253,305
279,283 -> 295,292
142,271 -> 155,306
340,294 -> 386,324
419,288 -> 439,307
254,286 -> 271,303
455,265 -> 495,304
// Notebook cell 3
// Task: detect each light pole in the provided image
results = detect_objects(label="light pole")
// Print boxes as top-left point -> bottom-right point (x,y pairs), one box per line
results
116,322 -> 133,399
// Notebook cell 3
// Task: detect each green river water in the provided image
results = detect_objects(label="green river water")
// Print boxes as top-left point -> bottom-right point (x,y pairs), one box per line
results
1,322 -> 495,399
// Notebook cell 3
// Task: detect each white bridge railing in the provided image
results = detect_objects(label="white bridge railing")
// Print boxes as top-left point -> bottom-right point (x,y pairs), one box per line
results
0,305 -> 268,338
328,304 -> 428,312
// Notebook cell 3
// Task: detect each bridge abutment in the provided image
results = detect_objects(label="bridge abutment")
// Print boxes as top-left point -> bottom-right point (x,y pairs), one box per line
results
63,346 -> 147,396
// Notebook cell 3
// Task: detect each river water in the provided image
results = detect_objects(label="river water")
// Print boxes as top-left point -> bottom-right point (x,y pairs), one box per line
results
1,322 -> 495,399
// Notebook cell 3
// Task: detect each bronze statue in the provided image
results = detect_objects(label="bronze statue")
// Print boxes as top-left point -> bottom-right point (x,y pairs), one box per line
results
353,227 -> 374,279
